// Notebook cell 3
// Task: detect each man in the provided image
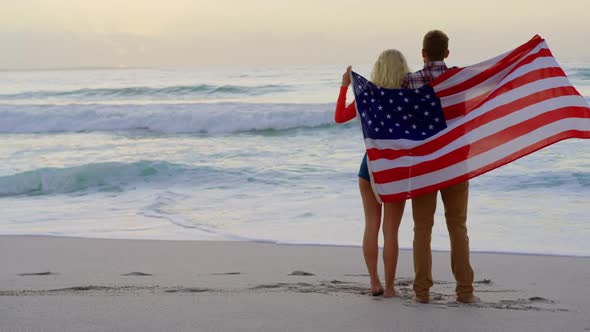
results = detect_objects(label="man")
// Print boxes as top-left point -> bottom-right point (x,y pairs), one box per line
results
401,30 -> 476,304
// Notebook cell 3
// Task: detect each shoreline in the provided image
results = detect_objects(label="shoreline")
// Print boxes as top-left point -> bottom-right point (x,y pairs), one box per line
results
1,233 -> 588,259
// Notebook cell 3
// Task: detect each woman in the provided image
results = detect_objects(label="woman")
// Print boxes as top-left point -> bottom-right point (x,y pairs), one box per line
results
334,50 -> 410,298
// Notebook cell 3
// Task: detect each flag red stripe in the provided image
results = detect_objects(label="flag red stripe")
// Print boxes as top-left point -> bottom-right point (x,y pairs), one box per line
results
434,36 -> 545,98
477,67 -> 566,113
442,51 -> 561,120
501,48 -> 555,80
427,67 -> 464,88
367,86 -> 580,161
372,107 -> 590,184
378,129 -> 590,202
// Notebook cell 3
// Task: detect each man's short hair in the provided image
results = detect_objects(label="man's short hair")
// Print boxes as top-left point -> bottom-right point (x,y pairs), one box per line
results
423,30 -> 449,61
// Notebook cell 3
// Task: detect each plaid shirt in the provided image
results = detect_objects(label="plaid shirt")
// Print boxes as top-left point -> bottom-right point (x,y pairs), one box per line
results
401,61 -> 448,89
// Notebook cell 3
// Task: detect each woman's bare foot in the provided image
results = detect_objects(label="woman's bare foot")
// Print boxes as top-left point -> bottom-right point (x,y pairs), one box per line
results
370,281 -> 384,296
383,288 -> 396,298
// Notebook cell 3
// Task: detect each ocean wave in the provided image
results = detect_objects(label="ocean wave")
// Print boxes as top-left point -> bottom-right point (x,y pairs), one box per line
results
0,84 -> 293,100
0,102 -> 336,134
473,170 -> 590,191
0,161 -> 230,197
0,159 -> 346,197
567,67 -> 590,80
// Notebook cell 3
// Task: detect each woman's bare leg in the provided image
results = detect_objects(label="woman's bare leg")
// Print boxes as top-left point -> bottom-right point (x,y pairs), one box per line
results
359,177 -> 383,294
382,200 -> 406,297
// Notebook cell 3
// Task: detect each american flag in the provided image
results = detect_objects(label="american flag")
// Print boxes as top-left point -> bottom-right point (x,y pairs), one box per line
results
352,35 -> 590,202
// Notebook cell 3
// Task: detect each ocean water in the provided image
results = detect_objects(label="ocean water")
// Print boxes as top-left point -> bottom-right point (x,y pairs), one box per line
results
1,64 -> 589,257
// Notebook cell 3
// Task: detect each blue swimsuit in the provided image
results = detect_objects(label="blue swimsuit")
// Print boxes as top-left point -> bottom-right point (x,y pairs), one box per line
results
358,153 -> 370,181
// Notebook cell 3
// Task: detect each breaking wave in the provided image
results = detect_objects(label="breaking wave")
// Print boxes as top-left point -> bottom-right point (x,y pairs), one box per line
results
0,84 -> 293,101
0,161 -> 241,197
0,102 -> 336,134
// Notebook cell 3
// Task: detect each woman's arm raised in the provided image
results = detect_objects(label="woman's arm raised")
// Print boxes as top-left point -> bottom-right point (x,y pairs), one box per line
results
334,66 -> 357,123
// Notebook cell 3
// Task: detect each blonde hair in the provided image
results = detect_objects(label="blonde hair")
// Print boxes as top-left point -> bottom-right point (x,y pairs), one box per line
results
370,49 -> 410,89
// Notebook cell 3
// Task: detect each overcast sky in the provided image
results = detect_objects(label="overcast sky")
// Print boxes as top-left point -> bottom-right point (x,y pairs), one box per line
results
1,0 -> 588,69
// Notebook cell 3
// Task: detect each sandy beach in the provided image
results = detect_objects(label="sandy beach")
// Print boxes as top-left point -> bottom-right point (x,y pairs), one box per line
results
0,236 -> 588,332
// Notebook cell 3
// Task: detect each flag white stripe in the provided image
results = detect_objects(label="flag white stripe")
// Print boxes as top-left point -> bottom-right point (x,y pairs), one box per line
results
440,55 -> 558,109
495,56 -> 560,88
364,76 -> 574,151
431,49 -> 512,91
439,44 -> 551,108
433,42 -> 546,94
368,95 -> 589,172
374,118 -> 590,195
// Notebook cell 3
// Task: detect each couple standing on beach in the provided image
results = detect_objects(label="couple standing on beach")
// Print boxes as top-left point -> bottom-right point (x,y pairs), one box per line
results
334,30 -> 476,304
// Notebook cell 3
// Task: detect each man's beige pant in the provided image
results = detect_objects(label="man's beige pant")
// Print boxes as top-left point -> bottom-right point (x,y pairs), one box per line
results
411,180 -> 474,299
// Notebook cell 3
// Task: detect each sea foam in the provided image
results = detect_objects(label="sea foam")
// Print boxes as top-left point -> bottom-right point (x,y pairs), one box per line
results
0,102 -> 336,134
0,161 -> 190,196
0,84 -> 293,100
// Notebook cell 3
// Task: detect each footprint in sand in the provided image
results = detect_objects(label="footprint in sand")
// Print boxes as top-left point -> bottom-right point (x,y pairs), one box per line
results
528,296 -> 554,303
165,288 -> 212,293
18,271 -> 57,276
474,279 -> 493,285
121,272 -> 152,276
395,279 -> 413,287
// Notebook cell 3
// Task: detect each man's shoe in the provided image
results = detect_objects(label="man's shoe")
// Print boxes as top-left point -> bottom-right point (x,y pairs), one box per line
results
457,294 -> 480,303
